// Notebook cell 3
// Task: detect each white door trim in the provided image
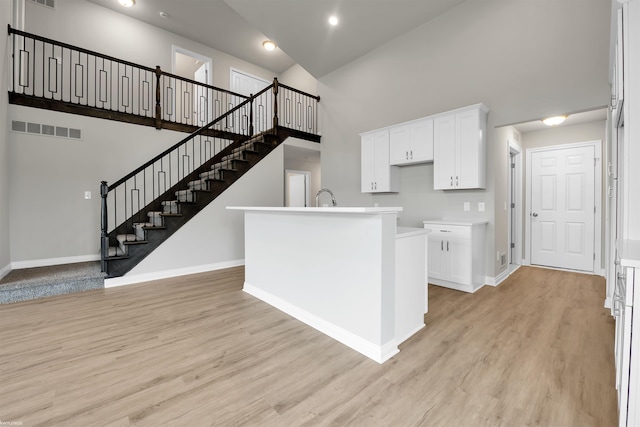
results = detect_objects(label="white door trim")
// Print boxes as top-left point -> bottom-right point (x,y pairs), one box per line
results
508,138 -> 523,267
525,140 -> 602,274
172,46 -> 213,84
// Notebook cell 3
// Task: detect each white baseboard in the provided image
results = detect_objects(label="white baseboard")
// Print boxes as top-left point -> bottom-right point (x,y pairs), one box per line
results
11,254 -> 100,270
485,268 -> 511,287
604,297 -> 612,310
0,263 -> 11,280
244,282 -> 399,364
429,277 -> 484,293
104,259 -> 245,288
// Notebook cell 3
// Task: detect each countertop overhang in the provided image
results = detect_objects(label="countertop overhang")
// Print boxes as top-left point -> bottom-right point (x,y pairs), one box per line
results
227,206 -> 403,214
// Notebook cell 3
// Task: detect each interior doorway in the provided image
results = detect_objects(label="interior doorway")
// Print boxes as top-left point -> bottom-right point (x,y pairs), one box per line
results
525,141 -> 602,273
171,46 -> 213,126
285,170 -> 311,207
508,139 -> 523,272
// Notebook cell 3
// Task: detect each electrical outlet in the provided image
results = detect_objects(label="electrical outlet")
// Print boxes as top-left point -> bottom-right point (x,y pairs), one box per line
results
464,202 -> 470,211
84,191 -> 91,200
478,202 -> 485,212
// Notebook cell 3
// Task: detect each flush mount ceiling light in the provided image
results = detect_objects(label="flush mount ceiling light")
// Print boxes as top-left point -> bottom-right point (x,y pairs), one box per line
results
262,40 -> 276,51
328,15 -> 339,26
542,115 -> 568,126
117,0 -> 135,7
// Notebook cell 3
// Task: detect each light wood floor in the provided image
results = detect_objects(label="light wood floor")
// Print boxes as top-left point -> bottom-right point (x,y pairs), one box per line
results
0,266 -> 616,426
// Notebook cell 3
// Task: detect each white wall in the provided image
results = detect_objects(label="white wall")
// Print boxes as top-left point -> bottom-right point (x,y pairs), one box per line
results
128,145 -> 285,275
279,64 -> 318,96
7,0 -> 285,266
317,0 -> 610,278
24,0 -> 277,90
8,106 -> 184,262
0,0 -> 12,276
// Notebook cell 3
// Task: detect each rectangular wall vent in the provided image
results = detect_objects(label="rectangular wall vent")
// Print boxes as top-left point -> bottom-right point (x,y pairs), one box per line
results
11,120 -> 82,141
29,0 -> 55,10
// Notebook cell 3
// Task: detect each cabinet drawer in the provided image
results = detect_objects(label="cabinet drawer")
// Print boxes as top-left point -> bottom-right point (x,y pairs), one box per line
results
424,223 -> 470,239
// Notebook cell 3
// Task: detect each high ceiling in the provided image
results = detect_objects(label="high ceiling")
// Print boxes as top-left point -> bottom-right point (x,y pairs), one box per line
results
86,0 -> 467,78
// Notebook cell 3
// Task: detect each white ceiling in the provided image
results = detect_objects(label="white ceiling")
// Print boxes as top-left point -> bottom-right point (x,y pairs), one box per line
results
86,0 -> 466,78
511,108 -> 608,134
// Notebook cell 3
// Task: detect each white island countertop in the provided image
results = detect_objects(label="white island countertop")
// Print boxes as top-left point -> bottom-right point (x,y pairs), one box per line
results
619,239 -> 640,268
227,206 -> 403,214
423,219 -> 489,226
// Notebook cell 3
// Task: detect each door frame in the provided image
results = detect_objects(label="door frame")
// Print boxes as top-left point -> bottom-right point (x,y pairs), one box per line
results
507,139 -> 523,269
524,140 -> 602,274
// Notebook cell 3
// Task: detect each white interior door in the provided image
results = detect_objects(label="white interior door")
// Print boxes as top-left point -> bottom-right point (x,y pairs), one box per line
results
530,145 -> 595,271
286,170 -> 310,207
194,62 -> 212,125
231,69 -> 271,133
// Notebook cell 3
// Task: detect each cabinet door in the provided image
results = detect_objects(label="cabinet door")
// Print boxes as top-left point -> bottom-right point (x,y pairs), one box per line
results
455,110 -> 481,189
373,131 -> 392,192
433,114 -> 456,189
446,237 -> 472,285
361,134 -> 376,193
389,124 -> 411,165
411,118 -> 434,163
427,235 -> 446,280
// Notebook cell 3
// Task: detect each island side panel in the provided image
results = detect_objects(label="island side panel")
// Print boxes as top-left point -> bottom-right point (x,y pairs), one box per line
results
243,210 -> 397,357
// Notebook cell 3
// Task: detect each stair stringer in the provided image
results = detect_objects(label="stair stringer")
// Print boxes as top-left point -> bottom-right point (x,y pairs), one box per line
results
118,143 -> 287,279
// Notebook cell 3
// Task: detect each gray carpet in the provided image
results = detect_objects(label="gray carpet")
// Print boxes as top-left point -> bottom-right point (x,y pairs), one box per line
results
0,261 -> 106,304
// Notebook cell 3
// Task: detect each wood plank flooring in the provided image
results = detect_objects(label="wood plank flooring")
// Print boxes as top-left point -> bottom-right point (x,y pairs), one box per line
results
0,266 -> 616,426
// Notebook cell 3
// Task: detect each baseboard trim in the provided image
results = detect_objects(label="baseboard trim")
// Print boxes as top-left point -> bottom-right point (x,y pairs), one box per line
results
604,297 -> 612,310
104,259 -> 245,288
485,268 -> 510,287
11,254 -> 100,270
244,282 -> 399,364
429,277 -> 484,293
0,263 -> 11,280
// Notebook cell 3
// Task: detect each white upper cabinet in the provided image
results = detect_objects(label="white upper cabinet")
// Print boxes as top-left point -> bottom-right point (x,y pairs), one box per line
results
433,104 -> 488,190
389,118 -> 434,165
361,130 -> 400,193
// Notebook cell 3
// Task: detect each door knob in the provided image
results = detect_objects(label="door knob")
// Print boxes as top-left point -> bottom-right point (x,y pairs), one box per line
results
532,212 -> 538,217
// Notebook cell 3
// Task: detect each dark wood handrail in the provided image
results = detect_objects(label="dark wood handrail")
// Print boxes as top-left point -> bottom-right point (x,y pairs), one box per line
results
8,25 -> 247,102
160,70 -> 249,100
107,89 -> 267,191
279,83 -> 321,101
8,25 -> 156,73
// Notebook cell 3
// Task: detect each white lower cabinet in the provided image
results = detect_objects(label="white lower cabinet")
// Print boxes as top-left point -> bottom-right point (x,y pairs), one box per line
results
423,221 -> 487,293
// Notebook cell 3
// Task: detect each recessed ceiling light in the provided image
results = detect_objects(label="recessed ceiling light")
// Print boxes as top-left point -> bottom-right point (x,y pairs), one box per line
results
117,0 -> 135,7
328,15 -> 339,26
542,115 -> 568,126
262,40 -> 276,51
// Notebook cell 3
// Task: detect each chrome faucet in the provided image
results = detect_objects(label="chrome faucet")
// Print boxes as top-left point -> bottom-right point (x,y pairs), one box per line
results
315,188 -> 337,207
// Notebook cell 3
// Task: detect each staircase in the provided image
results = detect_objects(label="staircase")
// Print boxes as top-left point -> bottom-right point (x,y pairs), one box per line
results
7,27 -> 321,280
103,130 -> 286,277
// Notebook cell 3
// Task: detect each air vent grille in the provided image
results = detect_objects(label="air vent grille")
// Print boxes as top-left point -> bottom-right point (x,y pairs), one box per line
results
12,120 -> 82,141
29,0 -> 55,9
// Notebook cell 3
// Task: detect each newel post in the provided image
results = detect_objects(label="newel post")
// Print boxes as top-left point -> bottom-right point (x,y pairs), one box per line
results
155,66 -> 162,130
272,77 -> 279,130
100,181 -> 109,273
249,94 -> 255,136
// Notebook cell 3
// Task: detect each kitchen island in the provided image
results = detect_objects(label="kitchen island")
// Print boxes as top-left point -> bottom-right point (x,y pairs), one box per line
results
227,206 -> 429,363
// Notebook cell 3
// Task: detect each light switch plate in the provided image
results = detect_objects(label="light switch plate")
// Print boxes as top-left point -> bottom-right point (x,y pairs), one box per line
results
478,202 -> 485,212
464,202 -> 470,211
84,191 -> 91,200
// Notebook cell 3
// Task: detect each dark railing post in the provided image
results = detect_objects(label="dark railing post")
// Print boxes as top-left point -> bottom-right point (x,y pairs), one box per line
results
155,65 -> 162,129
249,94 -> 254,136
272,77 -> 279,131
100,181 -> 109,273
